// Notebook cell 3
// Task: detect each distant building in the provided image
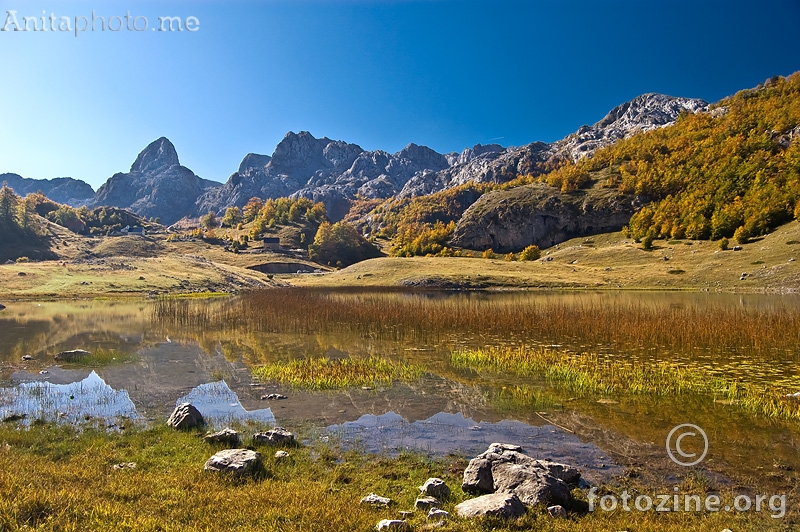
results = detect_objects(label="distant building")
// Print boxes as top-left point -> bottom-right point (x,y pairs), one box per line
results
263,237 -> 281,250
122,225 -> 145,236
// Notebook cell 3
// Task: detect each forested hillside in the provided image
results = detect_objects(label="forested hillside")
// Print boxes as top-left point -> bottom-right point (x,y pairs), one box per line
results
541,73 -> 800,243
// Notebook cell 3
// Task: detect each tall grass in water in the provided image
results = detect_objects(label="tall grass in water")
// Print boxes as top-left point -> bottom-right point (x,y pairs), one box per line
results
452,346 -> 800,420
252,356 -> 426,390
151,288 -> 800,359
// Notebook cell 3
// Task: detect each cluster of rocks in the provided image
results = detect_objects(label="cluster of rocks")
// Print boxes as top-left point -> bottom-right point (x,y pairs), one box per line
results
362,443 -> 581,530
165,402 -> 296,479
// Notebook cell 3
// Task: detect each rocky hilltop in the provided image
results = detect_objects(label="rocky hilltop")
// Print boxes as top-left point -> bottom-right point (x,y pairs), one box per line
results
0,173 -> 95,207
451,181 -> 638,252
93,137 -> 221,225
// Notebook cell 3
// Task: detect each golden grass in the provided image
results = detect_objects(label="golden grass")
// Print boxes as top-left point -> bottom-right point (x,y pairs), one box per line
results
0,423 -> 788,531
252,356 -> 426,389
452,346 -> 800,419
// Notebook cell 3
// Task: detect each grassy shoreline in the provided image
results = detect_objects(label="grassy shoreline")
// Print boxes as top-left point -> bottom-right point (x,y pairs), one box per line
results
0,422 -> 793,531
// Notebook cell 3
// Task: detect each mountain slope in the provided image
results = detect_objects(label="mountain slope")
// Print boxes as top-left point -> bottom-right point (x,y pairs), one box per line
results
451,73 -> 800,252
0,173 -> 94,207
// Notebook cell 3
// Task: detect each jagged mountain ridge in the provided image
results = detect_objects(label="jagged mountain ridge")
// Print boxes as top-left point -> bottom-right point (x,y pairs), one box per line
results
193,92 -> 706,221
7,92 -> 705,224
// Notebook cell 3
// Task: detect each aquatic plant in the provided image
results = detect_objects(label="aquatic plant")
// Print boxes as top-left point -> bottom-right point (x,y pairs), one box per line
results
451,346 -> 800,420
252,356 -> 426,390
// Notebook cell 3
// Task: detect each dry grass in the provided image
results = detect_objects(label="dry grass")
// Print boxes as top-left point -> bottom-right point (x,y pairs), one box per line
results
291,220 -> 800,291
151,289 -> 800,360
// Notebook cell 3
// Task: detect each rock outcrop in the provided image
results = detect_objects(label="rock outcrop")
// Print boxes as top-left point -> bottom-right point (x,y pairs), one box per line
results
0,173 -> 95,207
93,137 -> 221,225
455,492 -> 526,519
451,182 -> 636,251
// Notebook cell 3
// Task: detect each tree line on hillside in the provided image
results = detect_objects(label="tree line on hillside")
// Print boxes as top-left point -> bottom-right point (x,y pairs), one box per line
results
541,73 -> 800,243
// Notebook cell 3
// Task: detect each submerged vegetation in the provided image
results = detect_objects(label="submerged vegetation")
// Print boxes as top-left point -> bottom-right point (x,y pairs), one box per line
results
252,356 -> 425,389
452,346 -> 800,420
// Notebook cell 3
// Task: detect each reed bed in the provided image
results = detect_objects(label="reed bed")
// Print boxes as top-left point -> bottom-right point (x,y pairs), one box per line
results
252,356 -> 426,390
452,346 -> 800,420
150,289 -> 800,360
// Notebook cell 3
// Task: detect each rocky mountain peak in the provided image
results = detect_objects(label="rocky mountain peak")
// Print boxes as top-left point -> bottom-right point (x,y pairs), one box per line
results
130,137 -> 179,174
238,153 -> 271,175
595,93 -> 709,132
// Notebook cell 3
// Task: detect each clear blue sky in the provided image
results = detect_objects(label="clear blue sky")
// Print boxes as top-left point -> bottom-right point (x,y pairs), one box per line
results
1,0 -> 798,189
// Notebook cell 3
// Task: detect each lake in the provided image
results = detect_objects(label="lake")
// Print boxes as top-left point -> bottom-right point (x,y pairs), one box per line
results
2,290 -> 800,489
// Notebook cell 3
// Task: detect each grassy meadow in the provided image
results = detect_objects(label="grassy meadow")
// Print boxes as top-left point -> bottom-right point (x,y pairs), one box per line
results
0,422 -> 793,531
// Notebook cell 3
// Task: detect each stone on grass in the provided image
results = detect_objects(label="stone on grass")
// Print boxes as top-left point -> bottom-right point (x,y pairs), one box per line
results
253,427 -> 294,445
415,496 -> 440,511
21,355 -> 33,361
274,450 -> 289,459
166,403 -> 204,430
427,508 -> 449,521
376,519 -> 409,531
203,449 -> 262,478
419,477 -> 450,498
360,493 -> 392,507
112,462 -> 137,470
547,504 -> 567,518
54,349 -> 91,361
261,393 -> 287,400
455,492 -> 526,519
461,442 -> 581,507
203,428 -> 241,446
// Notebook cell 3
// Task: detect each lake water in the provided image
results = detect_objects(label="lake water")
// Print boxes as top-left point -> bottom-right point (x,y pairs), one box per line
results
1,291 -> 799,488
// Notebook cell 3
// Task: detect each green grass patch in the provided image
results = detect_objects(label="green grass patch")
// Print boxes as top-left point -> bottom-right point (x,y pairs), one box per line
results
63,348 -> 135,368
451,346 -> 800,420
252,356 -> 426,390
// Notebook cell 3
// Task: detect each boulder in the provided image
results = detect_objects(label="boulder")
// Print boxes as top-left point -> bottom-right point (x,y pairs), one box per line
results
0,303 -> 5,310
166,402 -> 204,430
461,443 -> 581,507
547,504 -> 567,518
375,520 -> 408,531
54,349 -> 91,362
415,496 -> 440,511
455,492 -> 526,519
419,477 -> 450,499
252,427 -> 294,445
427,508 -> 449,521
203,428 -> 241,446
203,449 -> 262,478
360,493 -> 392,507
274,450 -> 289,460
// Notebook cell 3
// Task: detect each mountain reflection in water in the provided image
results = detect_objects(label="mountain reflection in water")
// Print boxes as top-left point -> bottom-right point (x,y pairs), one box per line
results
0,371 -> 138,426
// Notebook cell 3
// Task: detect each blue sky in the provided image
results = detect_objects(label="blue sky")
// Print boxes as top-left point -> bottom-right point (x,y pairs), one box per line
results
1,0 -> 799,189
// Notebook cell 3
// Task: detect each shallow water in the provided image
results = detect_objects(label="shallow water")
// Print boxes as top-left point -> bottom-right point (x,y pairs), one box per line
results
1,292 -> 800,488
